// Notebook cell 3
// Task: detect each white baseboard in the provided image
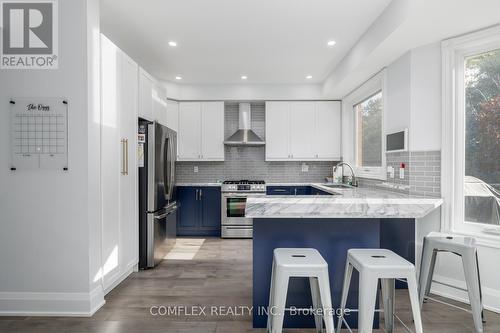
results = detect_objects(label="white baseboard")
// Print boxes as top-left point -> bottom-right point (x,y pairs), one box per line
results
0,285 -> 105,316
431,274 -> 500,314
103,261 -> 136,295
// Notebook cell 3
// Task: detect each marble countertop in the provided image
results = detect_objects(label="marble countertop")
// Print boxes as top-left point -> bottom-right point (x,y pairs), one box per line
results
246,184 -> 443,219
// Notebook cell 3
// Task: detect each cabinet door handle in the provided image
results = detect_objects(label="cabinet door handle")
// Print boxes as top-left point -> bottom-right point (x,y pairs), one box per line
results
199,189 -> 203,200
294,188 -> 297,195
121,139 -> 128,175
195,189 -> 199,200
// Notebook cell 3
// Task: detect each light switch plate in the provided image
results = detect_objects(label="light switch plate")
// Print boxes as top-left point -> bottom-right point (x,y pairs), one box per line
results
194,166 -> 198,173
301,163 -> 309,172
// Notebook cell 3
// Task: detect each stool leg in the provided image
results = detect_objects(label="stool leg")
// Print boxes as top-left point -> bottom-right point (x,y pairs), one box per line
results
419,240 -> 436,307
337,262 -> 353,333
358,273 -> 378,333
381,278 -> 395,333
267,261 -> 276,333
406,273 -> 424,333
476,252 -> 486,323
424,250 -> 437,299
317,271 -> 334,333
463,250 -> 484,333
270,269 -> 289,333
310,277 -> 323,333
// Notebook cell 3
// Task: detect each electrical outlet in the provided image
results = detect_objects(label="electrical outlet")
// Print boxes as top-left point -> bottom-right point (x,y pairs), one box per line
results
194,166 -> 198,173
301,163 -> 309,172
387,166 -> 394,178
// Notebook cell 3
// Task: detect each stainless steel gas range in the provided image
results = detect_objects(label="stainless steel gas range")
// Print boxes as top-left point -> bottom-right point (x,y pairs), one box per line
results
221,180 -> 266,238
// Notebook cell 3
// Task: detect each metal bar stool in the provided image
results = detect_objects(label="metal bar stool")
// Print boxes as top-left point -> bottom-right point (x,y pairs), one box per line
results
267,248 -> 334,333
419,232 -> 484,333
337,249 -> 423,333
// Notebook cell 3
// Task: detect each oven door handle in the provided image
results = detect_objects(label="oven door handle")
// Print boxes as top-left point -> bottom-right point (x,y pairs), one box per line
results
222,193 -> 266,198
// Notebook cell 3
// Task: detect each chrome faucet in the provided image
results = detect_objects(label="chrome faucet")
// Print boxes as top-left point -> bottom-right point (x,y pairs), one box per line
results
333,162 -> 358,187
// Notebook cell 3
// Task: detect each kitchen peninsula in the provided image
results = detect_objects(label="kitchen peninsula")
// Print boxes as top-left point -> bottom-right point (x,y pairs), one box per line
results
246,184 -> 443,329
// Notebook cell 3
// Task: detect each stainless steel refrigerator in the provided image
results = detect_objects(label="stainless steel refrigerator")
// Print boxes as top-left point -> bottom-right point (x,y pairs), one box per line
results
138,119 -> 177,269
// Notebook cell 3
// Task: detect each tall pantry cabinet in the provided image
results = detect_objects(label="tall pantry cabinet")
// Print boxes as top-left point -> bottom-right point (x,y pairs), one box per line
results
100,34 -> 138,292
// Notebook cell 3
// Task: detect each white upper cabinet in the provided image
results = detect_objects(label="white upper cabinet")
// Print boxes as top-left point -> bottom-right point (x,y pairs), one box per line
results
178,101 -> 224,161
166,100 -> 179,132
178,102 -> 202,160
138,68 -> 154,121
315,101 -> 341,160
265,101 -> 341,161
201,102 -> 225,160
152,82 -> 168,126
289,102 -> 316,159
138,68 -> 168,125
265,102 -> 290,159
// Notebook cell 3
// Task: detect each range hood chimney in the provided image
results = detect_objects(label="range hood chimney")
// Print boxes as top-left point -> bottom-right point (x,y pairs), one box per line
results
224,103 -> 265,146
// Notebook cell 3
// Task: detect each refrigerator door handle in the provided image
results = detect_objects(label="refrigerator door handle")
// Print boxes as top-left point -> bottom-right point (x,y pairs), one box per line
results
163,137 -> 171,200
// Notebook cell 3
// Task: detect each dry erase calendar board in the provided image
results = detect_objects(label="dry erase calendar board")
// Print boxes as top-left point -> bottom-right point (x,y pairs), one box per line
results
10,98 -> 68,171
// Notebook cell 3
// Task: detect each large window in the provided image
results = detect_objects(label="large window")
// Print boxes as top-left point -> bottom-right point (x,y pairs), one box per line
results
343,71 -> 386,179
354,91 -> 383,168
443,26 -> 500,237
464,49 -> 500,226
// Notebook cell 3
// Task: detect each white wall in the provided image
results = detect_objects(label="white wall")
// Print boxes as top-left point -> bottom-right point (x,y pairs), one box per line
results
0,0 -> 103,315
410,42 -> 442,151
385,51 -> 411,133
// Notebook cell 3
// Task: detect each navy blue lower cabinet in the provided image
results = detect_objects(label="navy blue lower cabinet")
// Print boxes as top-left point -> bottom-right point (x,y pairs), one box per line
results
266,186 -> 293,195
267,186 -> 330,196
310,187 -> 331,196
177,186 -> 221,236
294,186 -> 311,195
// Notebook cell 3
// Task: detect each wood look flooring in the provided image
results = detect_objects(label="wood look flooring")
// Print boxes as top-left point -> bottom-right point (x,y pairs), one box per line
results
1,237 -> 499,332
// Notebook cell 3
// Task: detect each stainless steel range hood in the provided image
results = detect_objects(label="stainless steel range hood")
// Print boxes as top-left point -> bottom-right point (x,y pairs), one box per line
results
224,103 -> 265,146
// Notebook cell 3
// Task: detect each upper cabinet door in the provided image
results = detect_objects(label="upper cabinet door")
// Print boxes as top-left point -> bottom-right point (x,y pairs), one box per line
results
138,68 -> 154,121
315,101 -> 341,160
201,102 -> 224,161
152,83 -> 168,126
265,102 -> 290,160
166,100 -> 179,132
178,102 -> 202,160
289,102 -> 316,159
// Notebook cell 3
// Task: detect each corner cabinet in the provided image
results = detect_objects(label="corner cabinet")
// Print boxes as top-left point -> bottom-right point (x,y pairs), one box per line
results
177,186 -> 221,236
100,34 -> 138,292
178,101 -> 224,161
265,101 -> 341,161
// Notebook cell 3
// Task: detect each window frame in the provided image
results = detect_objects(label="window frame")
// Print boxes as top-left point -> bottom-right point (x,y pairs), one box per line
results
343,71 -> 387,180
442,25 -> 500,239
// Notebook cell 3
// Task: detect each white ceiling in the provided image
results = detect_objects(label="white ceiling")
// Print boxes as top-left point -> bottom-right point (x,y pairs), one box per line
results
100,0 -> 391,84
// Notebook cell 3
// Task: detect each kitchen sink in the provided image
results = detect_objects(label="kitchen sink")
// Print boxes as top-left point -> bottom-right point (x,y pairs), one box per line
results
322,183 -> 354,189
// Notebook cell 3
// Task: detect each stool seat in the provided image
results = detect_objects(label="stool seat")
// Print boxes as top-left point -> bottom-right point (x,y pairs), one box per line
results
274,248 -> 327,268
348,249 -> 414,274
424,231 -> 476,252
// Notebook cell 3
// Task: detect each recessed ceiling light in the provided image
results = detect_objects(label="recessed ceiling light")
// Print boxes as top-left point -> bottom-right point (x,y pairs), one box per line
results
168,41 -> 177,47
175,76 -> 182,80
327,40 -> 336,47
306,75 -> 313,79
241,75 -> 248,80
